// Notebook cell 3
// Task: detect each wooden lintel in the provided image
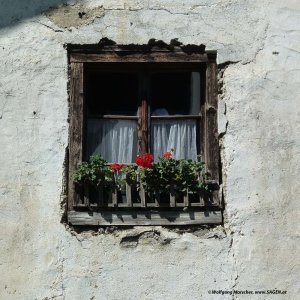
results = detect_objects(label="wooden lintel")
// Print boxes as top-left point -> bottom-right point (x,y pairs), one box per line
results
70,52 -> 209,63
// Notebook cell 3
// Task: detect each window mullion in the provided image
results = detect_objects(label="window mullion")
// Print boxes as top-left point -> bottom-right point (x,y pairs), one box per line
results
146,72 -> 151,153
138,72 -> 150,154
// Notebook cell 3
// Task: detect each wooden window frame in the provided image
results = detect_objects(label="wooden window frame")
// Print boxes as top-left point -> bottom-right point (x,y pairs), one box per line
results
67,46 -> 222,226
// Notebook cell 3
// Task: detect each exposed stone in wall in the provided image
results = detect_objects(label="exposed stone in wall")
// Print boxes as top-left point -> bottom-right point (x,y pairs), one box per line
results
45,4 -> 105,28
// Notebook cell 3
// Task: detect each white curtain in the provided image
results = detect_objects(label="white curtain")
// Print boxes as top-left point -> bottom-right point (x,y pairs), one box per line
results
87,119 -> 137,163
151,119 -> 197,161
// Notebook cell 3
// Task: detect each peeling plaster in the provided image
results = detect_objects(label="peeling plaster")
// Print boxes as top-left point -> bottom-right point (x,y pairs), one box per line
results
45,4 -> 105,28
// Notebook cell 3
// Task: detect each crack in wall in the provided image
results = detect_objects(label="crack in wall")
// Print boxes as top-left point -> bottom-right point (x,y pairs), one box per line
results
217,61 -> 240,297
242,22 -> 270,65
32,20 -> 63,32
0,98 -> 8,120
48,239 -> 66,300
228,232 -> 239,300
0,88 -> 14,120
217,61 -> 239,138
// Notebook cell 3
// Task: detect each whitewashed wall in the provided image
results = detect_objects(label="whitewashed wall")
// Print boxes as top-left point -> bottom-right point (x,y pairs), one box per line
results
0,1 -> 299,299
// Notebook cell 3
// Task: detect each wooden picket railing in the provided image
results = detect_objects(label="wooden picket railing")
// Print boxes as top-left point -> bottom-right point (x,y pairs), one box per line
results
78,179 -> 220,209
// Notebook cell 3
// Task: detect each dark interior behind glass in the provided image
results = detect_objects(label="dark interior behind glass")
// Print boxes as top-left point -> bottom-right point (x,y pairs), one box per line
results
150,72 -> 201,115
86,72 -> 139,116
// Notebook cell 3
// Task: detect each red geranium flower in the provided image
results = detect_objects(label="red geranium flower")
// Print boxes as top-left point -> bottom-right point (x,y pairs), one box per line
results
111,163 -> 125,170
162,151 -> 172,158
135,153 -> 154,168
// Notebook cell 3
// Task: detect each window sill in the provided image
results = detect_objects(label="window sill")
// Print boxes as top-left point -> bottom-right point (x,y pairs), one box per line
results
68,209 -> 222,226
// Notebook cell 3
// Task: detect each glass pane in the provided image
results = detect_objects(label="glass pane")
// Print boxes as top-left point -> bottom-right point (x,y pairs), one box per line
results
150,72 -> 200,115
86,119 -> 138,163
87,73 -> 139,115
151,119 -> 197,161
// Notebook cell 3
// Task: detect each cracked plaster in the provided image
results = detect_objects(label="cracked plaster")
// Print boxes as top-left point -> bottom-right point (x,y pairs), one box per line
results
0,0 -> 300,299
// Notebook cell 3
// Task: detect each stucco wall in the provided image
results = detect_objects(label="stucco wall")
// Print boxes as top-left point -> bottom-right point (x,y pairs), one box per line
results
0,1 -> 299,299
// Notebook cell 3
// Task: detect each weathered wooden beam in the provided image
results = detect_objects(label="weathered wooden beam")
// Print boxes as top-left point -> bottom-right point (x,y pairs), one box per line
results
170,193 -> 176,207
83,185 -> 89,206
126,183 -> 132,207
68,62 -> 84,208
151,115 -> 201,120
206,61 -> 219,182
140,186 -> 146,207
184,191 -> 189,207
70,52 -> 209,63
112,190 -> 118,207
138,99 -> 148,154
88,115 -> 138,120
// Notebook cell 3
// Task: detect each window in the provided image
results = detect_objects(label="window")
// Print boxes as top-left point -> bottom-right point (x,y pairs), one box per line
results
67,45 -> 222,226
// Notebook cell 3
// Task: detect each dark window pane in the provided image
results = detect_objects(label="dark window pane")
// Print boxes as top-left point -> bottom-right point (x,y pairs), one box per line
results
150,72 -> 200,115
87,73 -> 139,115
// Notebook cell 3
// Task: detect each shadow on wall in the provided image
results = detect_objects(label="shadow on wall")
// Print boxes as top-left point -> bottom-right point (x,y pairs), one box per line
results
0,0 -> 75,29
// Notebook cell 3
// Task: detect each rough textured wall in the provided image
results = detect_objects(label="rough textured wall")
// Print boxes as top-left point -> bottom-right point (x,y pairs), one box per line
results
0,0 -> 299,299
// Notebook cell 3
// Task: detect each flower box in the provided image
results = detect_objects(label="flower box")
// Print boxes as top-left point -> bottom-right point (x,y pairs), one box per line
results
73,151 -> 219,209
